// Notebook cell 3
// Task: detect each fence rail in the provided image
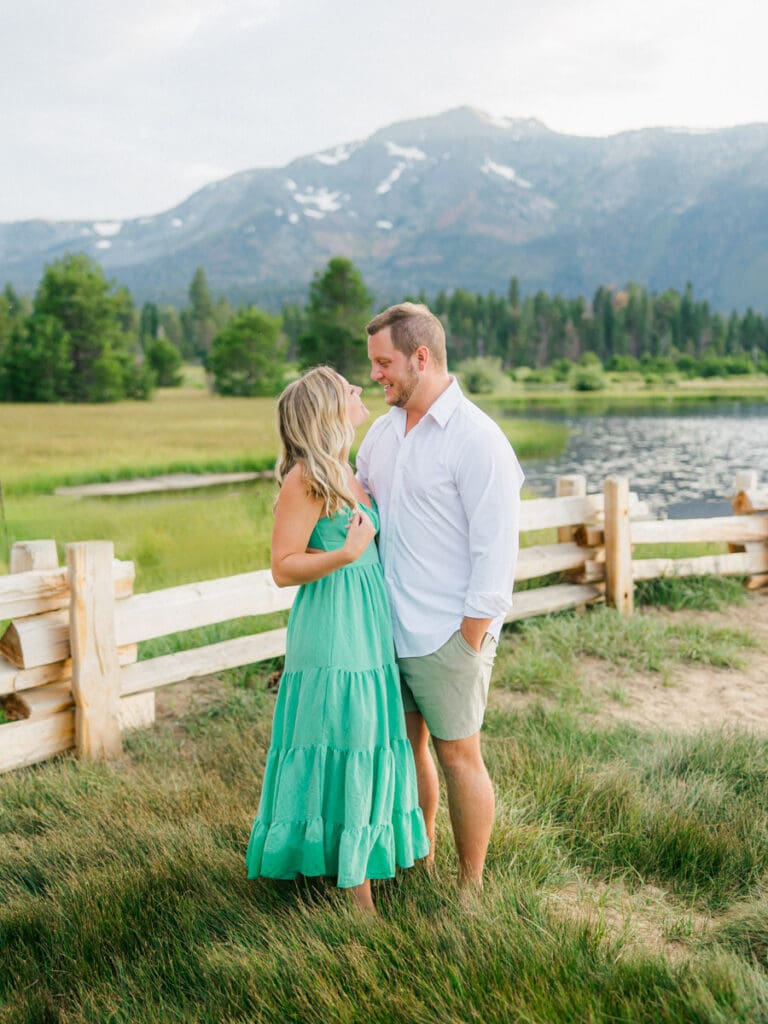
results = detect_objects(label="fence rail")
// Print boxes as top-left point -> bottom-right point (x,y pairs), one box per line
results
1,472 -> 766,775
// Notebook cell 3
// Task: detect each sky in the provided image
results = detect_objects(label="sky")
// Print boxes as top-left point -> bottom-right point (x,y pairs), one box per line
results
2,0 -> 766,223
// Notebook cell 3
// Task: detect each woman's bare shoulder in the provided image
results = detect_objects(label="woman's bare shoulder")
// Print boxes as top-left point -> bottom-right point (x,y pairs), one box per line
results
276,464 -> 322,511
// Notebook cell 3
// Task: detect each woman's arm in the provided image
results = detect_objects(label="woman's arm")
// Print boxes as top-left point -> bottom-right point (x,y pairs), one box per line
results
270,467 -> 375,587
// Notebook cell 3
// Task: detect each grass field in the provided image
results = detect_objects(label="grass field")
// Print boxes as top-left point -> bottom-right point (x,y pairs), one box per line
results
0,386 -> 567,585
2,593 -> 768,1023
3,383 -> 768,1020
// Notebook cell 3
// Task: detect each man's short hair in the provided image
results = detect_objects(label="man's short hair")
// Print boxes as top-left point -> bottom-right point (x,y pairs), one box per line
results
366,302 -> 447,369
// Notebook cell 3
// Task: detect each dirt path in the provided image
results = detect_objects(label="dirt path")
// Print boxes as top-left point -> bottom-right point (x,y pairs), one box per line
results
491,591 -> 768,733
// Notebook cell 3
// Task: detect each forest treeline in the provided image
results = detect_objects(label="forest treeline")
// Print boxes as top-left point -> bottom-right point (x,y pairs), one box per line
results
1,253 -> 767,402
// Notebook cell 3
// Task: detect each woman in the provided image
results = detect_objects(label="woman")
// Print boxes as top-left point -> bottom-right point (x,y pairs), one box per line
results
246,366 -> 429,911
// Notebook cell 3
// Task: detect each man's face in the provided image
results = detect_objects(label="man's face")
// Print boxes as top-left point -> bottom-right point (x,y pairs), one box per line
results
367,328 -> 419,408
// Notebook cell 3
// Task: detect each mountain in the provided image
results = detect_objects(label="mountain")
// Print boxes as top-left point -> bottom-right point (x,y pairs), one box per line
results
2,106 -> 768,311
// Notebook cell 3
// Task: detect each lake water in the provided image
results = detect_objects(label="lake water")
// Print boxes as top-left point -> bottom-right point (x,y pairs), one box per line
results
514,400 -> 768,519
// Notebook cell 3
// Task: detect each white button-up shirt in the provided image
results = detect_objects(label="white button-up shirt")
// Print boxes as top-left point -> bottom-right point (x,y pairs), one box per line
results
356,378 -> 524,658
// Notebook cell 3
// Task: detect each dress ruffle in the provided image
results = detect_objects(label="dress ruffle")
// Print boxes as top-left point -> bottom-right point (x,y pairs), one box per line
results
246,807 -> 428,888
246,667 -> 429,888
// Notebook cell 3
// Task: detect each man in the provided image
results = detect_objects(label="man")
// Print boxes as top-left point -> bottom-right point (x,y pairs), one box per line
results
356,302 -> 524,893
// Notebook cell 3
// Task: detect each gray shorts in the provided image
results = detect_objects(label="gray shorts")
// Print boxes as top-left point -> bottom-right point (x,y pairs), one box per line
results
397,630 -> 498,742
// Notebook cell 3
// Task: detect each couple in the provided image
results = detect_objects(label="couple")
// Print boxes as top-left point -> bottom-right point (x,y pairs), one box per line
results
246,302 -> 524,912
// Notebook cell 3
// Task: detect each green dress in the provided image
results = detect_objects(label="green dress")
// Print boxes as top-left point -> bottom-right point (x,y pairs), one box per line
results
246,500 -> 429,888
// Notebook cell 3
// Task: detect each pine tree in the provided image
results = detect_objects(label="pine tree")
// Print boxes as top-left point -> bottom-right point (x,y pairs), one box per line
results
298,258 -> 373,378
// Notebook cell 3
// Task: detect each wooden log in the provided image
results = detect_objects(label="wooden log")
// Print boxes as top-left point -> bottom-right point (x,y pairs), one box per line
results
115,570 -> 297,646
67,542 -> 123,759
520,494 -> 602,533
0,610 -> 68,669
0,560 -> 137,669
604,477 -> 634,616
0,693 -> 159,774
734,471 -> 759,493
573,560 -> 607,584
0,710 -> 74,773
2,682 -> 72,720
519,492 -> 648,534
10,541 -> 59,573
747,574 -> 768,591
731,473 -> 765,588
0,645 -> 138,697
574,524 -> 605,547
733,490 -> 768,515
556,476 -> 587,544
504,583 -> 603,622
121,628 -> 289,696
632,548 -> 768,582
0,560 -> 134,620
630,515 -> 768,546
515,543 -> 590,582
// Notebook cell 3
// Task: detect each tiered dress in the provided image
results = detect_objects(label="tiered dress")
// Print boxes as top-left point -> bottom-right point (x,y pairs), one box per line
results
246,501 -> 429,888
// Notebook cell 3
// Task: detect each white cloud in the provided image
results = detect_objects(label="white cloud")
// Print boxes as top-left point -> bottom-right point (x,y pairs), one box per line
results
0,0 -> 765,220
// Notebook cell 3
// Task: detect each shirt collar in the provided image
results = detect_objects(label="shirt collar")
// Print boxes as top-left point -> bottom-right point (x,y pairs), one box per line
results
425,377 -> 462,428
389,377 -> 462,435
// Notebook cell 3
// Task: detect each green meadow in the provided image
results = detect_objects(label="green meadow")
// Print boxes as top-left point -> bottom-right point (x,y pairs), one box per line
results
2,586 -> 768,1023
1,385 -> 567,587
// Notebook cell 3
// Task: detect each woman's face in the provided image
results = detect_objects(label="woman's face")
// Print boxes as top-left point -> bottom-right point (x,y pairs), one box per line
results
340,376 -> 369,428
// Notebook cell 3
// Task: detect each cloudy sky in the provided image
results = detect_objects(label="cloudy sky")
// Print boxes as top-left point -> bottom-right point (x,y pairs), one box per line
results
3,0 -> 765,222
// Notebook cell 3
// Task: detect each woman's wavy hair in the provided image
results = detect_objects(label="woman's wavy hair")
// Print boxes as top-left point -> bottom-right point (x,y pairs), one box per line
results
275,366 -> 357,517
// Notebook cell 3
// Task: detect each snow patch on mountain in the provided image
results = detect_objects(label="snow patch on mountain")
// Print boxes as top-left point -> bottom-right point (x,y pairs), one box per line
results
95,240 -> 112,250
376,220 -> 393,230
314,142 -> 360,165
93,221 -> 122,237
481,158 -> 532,188
376,164 -> 405,195
293,188 -> 342,212
385,141 -> 427,161
304,208 -> 325,219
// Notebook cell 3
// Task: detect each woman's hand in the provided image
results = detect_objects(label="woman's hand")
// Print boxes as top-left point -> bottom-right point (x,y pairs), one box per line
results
343,507 -> 376,561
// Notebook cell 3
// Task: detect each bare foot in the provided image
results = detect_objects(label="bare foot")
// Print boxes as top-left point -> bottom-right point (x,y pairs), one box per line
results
348,880 -> 377,914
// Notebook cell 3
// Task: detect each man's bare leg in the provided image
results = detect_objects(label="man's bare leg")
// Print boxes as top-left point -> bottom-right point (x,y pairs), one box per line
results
348,879 -> 376,913
405,710 -> 439,866
432,731 -> 494,890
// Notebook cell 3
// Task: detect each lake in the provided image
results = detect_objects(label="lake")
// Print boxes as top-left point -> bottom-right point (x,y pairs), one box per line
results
513,399 -> 768,519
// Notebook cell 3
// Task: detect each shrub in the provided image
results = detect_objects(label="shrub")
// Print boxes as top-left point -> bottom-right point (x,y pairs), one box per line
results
456,356 -> 504,394
572,367 -> 606,391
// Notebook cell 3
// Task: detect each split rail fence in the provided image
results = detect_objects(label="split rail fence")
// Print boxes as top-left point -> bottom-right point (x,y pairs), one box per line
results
1,471 -> 766,775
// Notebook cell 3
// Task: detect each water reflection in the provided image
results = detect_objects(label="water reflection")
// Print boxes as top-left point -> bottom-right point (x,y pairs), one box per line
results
514,402 -> 768,518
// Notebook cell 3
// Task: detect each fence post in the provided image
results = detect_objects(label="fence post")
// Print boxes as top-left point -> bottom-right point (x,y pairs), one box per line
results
734,470 -> 758,494
732,471 -> 766,591
67,541 -> 123,759
556,475 -> 587,544
10,540 -> 59,574
604,476 -> 634,616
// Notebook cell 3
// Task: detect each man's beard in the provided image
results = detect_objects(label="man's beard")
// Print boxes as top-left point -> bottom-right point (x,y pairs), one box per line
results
392,364 -> 419,407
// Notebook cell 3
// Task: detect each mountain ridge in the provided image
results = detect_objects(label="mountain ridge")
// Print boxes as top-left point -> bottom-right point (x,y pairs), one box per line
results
2,106 -> 767,311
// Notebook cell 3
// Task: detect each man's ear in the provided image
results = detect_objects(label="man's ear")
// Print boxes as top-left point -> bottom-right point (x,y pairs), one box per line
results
416,345 -> 430,371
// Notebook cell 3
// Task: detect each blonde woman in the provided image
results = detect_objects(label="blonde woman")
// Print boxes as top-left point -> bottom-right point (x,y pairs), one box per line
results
246,366 -> 429,912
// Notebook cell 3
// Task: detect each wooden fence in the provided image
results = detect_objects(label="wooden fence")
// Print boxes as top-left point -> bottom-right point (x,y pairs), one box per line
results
1,472 -> 766,775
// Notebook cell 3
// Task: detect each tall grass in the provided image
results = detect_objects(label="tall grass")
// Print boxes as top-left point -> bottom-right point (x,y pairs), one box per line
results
495,605 -> 756,692
2,597 -> 768,1022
